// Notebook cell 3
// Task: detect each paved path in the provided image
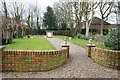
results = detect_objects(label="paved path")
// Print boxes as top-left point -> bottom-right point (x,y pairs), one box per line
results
2,38 -> 119,78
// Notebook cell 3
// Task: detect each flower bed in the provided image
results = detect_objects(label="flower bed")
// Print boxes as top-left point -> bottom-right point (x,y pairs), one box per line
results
91,47 -> 120,70
2,48 -> 68,72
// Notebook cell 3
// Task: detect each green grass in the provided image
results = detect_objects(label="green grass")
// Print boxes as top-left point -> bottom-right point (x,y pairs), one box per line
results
55,36 -> 88,48
4,36 -> 55,50
55,36 -> 109,49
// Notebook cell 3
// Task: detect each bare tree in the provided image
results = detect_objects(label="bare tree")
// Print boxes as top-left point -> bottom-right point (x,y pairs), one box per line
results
33,3 -> 41,30
82,0 -> 100,37
11,1 -> 26,38
54,1 -> 76,37
73,2 -> 85,36
0,15 -> 2,45
1,0 -> 13,44
98,1 -> 114,36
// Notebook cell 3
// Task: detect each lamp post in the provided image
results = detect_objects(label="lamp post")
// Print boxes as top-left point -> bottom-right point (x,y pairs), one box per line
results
64,37 -> 67,45
86,37 -> 96,58
61,36 -> 69,58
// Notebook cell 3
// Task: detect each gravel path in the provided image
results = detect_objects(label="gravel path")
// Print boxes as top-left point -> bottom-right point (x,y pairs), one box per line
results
2,38 -> 119,78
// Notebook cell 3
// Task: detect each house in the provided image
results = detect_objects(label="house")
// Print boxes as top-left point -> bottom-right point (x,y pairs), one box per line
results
81,17 -> 119,35
82,17 -> 115,30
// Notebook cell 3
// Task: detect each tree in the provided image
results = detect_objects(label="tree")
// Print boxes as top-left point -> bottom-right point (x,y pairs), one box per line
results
113,1 -> 120,26
34,4 -> 41,30
53,2 -> 69,31
54,2 -> 75,37
83,1 -> 99,37
1,0 -> 13,44
26,8 -> 31,28
43,6 -> 57,30
11,1 -> 26,38
98,1 -> 114,36
0,15 -> 2,45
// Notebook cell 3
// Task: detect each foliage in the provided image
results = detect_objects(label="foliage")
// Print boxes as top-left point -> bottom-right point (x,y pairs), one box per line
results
4,36 -> 55,50
43,6 -> 57,30
77,35 -> 90,40
104,28 -> 120,50
92,35 -> 106,43
61,22 -> 67,30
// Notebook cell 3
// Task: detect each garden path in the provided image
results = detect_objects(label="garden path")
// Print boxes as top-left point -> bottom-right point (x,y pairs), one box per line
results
2,37 -> 119,78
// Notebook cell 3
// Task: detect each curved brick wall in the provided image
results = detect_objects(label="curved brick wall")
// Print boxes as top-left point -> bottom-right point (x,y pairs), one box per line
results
2,49 -> 68,72
91,47 -> 120,70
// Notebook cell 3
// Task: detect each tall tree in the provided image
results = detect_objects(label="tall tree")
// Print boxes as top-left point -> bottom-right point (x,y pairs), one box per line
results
98,1 -> 114,36
11,2 -> 26,38
53,2 -> 69,31
34,4 -> 41,30
0,15 -> 2,45
43,6 -> 57,30
114,1 -> 120,26
83,1 -> 99,37
73,2 -> 85,36
1,0 -> 13,44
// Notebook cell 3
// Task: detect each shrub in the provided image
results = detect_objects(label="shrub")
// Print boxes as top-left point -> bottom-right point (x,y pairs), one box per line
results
77,35 -> 90,40
93,35 -> 105,43
104,28 -> 120,50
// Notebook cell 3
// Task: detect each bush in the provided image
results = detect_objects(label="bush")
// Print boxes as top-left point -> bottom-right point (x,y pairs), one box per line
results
77,35 -> 90,40
104,28 -> 120,50
93,35 -> 105,43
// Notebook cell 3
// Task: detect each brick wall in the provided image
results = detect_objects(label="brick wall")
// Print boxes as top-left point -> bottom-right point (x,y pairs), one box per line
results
91,47 -> 120,70
2,49 -> 68,72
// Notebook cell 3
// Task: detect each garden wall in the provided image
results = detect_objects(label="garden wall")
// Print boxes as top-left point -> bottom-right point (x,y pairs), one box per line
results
91,47 -> 120,70
2,48 -> 68,72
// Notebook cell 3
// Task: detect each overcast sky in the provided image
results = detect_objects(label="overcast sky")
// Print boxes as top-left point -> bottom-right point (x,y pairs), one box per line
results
0,0 -> 118,24
4,0 -> 59,8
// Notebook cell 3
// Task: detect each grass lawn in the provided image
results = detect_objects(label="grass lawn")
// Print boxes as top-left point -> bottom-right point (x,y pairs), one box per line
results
4,36 -> 55,50
55,36 -> 109,49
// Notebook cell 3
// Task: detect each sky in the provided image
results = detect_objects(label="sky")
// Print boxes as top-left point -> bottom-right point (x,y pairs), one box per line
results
0,0 -> 118,24
0,0 -> 59,17
4,0 -> 59,9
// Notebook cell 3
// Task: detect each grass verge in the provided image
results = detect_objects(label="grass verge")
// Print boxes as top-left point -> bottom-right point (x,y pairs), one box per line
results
55,36 -> 109,49
4,36 -> 55,50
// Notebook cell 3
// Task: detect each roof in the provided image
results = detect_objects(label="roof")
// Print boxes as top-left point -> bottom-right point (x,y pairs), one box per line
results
82,17 -> 119,30
90,17 -> 111,25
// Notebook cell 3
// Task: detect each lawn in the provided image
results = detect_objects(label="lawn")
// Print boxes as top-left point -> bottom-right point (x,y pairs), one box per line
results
4,36 -> 55,50
55,36 -> 108,49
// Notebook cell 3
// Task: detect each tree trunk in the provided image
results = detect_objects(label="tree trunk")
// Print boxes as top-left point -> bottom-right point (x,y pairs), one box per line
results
85,21 -> 89,37
0,34 -> 2,46
6,29 -> 8,44
100,20 -> 104,36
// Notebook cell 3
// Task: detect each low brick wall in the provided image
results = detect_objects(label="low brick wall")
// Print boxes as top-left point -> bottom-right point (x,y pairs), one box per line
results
91,47 -> 120,70
2,49 -> 68,72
